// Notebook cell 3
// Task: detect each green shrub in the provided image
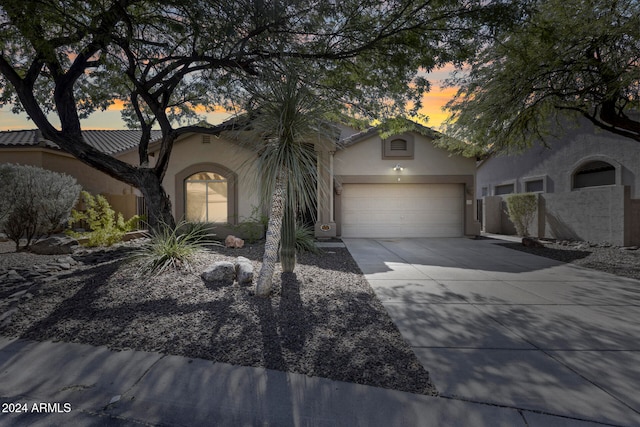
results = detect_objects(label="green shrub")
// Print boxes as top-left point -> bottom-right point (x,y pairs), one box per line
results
505,193 -> 538,237
130,220 -> 218,276
0,164 -> 80,251
231,205 -> 268,243
67,191 -> 143,247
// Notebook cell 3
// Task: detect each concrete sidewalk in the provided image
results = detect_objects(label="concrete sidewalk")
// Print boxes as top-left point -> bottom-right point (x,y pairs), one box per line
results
344,237 -> 640,427
1,336 -> 539,426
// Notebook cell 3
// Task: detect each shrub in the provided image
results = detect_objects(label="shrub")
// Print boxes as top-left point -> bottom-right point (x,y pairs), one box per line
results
130,220 -> 218,276
505,193 -> 538,237
67,191 -> 143,247
0,164 -> 80,251
232,205 -> 268,243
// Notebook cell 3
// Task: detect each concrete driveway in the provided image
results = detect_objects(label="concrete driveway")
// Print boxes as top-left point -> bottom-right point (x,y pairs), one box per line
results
344,237 -> 640,426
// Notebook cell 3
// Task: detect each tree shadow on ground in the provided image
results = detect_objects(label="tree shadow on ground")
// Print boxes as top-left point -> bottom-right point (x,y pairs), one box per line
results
3,252 -> 435,396
496,242 -> 592,263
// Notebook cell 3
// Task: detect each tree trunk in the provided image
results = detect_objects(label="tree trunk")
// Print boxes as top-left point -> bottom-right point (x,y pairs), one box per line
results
280,201 -> 296,273
136,170 -> 176,231
256,168 -> 287,297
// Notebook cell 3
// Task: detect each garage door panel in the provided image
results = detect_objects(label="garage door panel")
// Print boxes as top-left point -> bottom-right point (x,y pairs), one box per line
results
341,183 -> 463,238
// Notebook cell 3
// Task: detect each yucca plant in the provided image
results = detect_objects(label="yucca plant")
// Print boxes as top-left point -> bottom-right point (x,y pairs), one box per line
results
130,220 -> 217,276
241,71 -> 332,296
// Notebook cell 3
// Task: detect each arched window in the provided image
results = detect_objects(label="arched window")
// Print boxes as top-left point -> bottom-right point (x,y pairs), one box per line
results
185,172 -> 228,222
573,160 -> 616,189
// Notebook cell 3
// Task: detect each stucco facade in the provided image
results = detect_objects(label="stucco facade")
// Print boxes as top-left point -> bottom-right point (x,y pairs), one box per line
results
477,120 -> 640,245
159,133 -> 261,224
331,130 -> 480,238
1,125 -> 481,239
0,146 -> 142,219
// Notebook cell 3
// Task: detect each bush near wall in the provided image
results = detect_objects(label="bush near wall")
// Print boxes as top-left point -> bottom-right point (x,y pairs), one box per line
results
67,191 -> 144,247
0,163 -> 81,251
505,193 -> 538,237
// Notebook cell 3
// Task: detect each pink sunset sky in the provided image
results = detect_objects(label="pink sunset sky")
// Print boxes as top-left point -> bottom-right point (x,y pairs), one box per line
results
0,68 -> 457,132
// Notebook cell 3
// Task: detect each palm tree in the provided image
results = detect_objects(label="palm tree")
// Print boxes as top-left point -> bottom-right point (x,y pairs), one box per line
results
244,71 -> 327,297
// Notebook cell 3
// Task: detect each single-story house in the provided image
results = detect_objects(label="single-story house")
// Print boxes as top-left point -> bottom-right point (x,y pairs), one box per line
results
0,123 -> 480,239
477,118 -> 640,246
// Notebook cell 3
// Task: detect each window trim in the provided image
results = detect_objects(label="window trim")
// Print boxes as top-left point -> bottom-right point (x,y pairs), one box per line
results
382,132 -> 415,159
493,180 -> 516,196
175,163 -> 238,224
522,175 -> 547,193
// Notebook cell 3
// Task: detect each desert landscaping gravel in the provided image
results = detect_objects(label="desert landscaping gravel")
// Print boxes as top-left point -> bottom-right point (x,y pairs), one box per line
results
497,239 -> 640,281
0,240 -> 436,396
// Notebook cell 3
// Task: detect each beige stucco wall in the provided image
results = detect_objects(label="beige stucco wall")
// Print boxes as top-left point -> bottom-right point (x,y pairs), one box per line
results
0,149 -> 44,168
334,133 -> 475,176
161,133 -> 260,223
0,147 -> 139,196
1,147 -> 137,194
0,148 -> 141,219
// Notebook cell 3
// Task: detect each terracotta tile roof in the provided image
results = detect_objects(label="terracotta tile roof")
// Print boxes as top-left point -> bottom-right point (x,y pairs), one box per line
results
337,127 -> 379,148
0,129 -> 163,155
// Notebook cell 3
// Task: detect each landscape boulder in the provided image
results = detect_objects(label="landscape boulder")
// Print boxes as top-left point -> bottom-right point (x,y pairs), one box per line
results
234,256 -> 254,285
201,261 -> 235,287
29,236 -> 79,255
225,235 -> 245,248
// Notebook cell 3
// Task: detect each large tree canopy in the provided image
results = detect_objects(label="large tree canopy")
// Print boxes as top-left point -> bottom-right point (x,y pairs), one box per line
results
443,0 -> 640,154
0,0 -> 498,227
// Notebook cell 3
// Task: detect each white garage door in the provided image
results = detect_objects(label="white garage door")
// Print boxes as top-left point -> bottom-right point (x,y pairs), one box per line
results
341,183 -> 464,238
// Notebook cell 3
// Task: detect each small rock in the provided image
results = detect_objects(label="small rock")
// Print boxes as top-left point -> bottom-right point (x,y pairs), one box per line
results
8,289 -> 28,300
621,246 -> 639,251
49,262 -> 72,270
5,270 -> 23,281
201,261 -> 236,286
56,256 -> 77,265
225,235 -> 245,249
522,237 -> 544,248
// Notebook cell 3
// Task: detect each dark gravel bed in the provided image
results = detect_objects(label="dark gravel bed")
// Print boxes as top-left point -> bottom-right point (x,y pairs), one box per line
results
0,242 -> 437,396
497,239 -> 640,281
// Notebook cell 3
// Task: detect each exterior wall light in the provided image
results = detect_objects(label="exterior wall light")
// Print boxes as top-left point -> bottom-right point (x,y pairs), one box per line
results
393,164 -> 404,171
